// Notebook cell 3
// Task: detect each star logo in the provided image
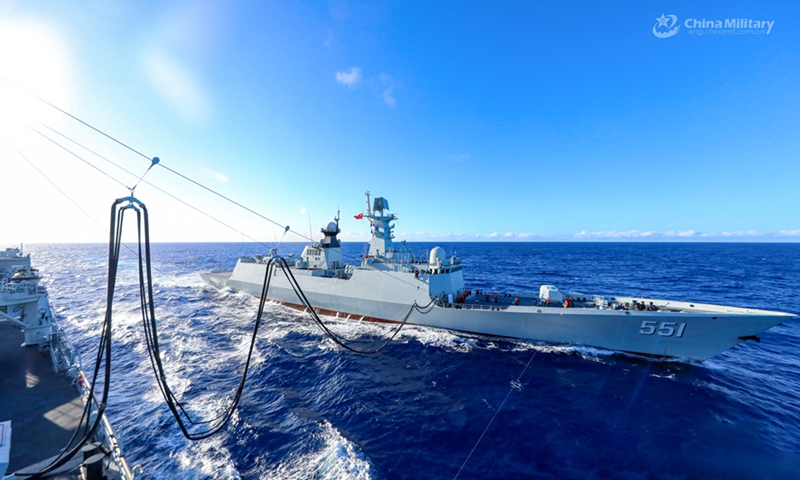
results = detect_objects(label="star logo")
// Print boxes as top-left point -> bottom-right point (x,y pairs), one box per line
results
656,14 -> 670,27
653,13 -> 680,38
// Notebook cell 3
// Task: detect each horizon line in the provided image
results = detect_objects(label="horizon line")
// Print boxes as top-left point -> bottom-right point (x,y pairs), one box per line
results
9,239 -> 800,246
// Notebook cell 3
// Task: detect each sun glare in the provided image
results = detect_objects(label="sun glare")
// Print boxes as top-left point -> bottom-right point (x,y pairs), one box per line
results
0,20 -> 74,142
0,20 -> 87,243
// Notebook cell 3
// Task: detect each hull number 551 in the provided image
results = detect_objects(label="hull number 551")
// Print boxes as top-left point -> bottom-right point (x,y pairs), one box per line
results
639,321 -> 687,338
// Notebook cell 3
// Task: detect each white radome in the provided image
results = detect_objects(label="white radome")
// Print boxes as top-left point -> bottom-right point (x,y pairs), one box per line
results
429,246 -> 446,266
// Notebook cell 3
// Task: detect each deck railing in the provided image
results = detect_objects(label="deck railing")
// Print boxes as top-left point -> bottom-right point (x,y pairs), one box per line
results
442,303 -> 509,311
50,313 -> 141,479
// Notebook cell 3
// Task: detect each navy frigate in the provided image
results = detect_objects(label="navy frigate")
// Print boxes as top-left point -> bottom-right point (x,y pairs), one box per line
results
202,193 -> 795,362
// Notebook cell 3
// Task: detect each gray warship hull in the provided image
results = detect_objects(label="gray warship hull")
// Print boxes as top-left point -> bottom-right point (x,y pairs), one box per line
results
202,193 -> 794,362
202,262 -> 792,362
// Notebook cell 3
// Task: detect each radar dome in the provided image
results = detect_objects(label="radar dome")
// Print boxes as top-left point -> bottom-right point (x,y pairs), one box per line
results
429,246 -> 446,266
325,221 -> 338,234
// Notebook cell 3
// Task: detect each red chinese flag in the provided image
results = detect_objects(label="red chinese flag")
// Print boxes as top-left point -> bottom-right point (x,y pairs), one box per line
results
354,213 -> 363,220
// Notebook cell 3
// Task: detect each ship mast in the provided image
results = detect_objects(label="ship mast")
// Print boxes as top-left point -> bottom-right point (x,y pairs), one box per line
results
365,192 -> 396,259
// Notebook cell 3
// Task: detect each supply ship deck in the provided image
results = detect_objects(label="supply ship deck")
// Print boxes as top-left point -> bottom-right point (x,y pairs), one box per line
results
2,322 -> 91,478
0,247 -> 139,479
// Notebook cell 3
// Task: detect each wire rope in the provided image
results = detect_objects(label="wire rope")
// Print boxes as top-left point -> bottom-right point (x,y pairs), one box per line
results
452,348 -> 539,479
15,200 -> 123,478
29,126 -> 275,249
8,73 -> 437,291
33,118 -> 428,291
116,196 -> 427,439
5,73 -> 452,441
31,126 -> 131,190
0,74 -> 153,161
11,143 -> 108,233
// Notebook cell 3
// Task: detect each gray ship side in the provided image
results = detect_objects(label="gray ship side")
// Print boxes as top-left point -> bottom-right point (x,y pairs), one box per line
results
201,194 -> 795,362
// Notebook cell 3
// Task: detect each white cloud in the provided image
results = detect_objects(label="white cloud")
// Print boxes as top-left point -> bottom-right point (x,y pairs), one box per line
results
388,231 -> 558,242
138,2 -> 230,126
379,73 -> 397,107
335,67 -> 362,87
720,230 -> 760,237
571,228 -> 800,240
330,228 -> 800,243
323,29 -> 335,48
382,87 -> 396,107
336,69 -> 399,107
201,167 -> 228,183
142,49 -> 210,124
575,230 -> 655,239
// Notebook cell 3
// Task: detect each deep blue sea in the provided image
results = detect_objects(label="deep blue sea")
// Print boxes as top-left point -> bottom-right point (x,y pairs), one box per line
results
26,242 -> 800,479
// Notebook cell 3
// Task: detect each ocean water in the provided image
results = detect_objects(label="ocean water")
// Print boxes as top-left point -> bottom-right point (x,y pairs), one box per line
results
26,242 -> 800,479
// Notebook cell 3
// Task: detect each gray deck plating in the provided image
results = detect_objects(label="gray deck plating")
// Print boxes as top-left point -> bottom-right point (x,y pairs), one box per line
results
0,323 -> 84,476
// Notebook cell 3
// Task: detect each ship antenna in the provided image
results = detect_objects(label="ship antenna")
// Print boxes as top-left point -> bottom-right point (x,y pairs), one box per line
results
365,191 -> 372,216
307,211 -> 313,243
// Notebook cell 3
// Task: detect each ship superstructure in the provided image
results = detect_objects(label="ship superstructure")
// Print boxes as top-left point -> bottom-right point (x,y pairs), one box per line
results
202,194 -> 795,362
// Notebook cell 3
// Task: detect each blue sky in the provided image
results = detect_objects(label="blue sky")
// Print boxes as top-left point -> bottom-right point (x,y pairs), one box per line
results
1,1 -> 798,243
